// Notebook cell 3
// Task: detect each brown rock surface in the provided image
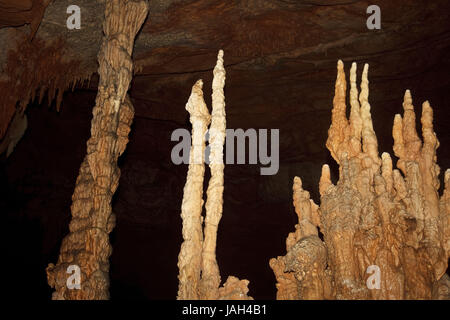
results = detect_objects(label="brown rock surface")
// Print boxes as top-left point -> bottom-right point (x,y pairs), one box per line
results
0,0 -> 50,36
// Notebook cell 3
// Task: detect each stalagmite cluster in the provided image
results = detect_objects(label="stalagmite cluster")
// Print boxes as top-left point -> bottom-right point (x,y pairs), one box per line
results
46,0 -> 149,300
270,60 -> 450,300
177,50 -> 252,300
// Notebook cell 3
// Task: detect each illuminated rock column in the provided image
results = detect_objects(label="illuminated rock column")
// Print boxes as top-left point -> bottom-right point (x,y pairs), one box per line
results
46,0 -> 148,300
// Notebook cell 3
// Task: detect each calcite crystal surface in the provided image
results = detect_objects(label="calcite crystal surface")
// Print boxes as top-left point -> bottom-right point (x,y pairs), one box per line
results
46,0 -> 149,300
177,51 -> 252,300
270,60 -> 450,300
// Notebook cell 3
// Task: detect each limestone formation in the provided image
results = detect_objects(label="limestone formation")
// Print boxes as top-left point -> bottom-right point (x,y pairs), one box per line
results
46,0 -> 149,300
200,50 -> 227,299
177,79 -> 211,300
177,50 -> 252,300
270,60 -> 450,300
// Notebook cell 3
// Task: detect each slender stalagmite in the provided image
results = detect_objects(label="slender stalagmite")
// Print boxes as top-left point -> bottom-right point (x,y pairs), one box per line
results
271,60 -> 449,300
178,51 -> 252,300
46,0 -> 149,300
177,80 -> 211,300
199,50 -> 226,299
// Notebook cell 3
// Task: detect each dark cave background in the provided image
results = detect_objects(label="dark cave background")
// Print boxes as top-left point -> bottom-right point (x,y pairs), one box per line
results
1,0 -> 450,301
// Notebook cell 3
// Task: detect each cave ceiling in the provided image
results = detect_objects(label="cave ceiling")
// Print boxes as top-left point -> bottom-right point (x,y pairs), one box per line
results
1,0 -> 450,182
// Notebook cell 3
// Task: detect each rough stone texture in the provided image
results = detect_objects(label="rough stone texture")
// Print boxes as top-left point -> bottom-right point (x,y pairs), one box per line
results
200,50 -> 226,299
270,176 -> 331,299
178,51 -> 252,300
46,0 -> 148,299
177,79 -> 211,300
270,61 -> 450,300
218,276 -> 253,300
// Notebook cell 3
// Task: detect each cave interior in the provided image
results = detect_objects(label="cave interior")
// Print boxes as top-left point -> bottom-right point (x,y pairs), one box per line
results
0,0 -> 449,300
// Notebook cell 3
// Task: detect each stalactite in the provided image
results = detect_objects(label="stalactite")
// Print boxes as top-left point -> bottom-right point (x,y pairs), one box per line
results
46,0 -> 149,300
271,60 -> 450,300
0,36 -> 94,141
178,51 -> 252,300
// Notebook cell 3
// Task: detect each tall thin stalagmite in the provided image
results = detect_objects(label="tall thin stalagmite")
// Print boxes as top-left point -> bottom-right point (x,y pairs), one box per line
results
46,0 -> 149,300
178,51 -> 252,300
177,79 -> 211,300
200,50 -> 226,299
271,60 -> 450,300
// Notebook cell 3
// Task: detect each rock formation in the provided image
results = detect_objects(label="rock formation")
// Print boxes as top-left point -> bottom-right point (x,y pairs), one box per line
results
46,0 -> 149,300
177,78 -> 211,300
200,50 -> 227,299
177,50 -> 252,300
270,60 -> 450,300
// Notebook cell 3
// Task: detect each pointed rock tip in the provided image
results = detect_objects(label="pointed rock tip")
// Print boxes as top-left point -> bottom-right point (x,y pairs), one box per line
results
422,100 -> 431,110
362,63 -> 369,78
402,90 -> 414,110
350,63 -> 357,79
381,152 -> 392,162
195,79 -> 203,88
404,89 -> 412,100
